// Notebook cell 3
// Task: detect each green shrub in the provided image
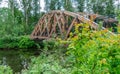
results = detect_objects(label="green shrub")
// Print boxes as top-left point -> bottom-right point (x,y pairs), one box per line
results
0,65 -> 13,74
0,35 -> 19,48
18,36 -> 38,49
0,35 -> 39,49
42,38 -> 62,51
21,54 -> 72,74
67,23 -> 120,74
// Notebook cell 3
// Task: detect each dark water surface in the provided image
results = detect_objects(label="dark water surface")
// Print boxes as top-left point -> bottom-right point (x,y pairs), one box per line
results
0,50 -> 35,73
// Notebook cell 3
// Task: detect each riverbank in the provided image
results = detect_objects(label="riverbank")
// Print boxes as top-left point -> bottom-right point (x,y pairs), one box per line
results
0,24 -> 120,74
0,35 -> 39,50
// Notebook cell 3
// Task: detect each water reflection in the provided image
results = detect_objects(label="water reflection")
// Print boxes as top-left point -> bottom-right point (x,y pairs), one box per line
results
2,57 -> 7,65
0,50 -> 33,73
21,59 -> 28,69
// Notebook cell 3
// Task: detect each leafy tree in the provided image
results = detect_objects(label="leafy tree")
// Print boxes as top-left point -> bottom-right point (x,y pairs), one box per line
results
117,0 -> 120,10
62,0 -> 74,11
0,8 -> 24,36
86,0 -> 116,16
0,0 -> 2,5
20,0 -> 32,34
76,0 -> 85,12
56,0 -> 63,10
32,0 -> 41,24
105,0 -> 115,17
44,0 -> 51,12
50,0 -> 58,10
8,0 -> 15,25
90,0 -> 106,15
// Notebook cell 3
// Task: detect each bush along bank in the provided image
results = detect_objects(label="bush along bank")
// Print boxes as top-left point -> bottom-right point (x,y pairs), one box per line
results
0,35 -> 39,50
66,23 -> 120,74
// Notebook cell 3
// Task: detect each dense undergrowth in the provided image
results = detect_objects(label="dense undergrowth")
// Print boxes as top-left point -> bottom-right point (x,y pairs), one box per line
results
0,35 -> 39,49
67,24 -> 120,74
0,23 -> 120,74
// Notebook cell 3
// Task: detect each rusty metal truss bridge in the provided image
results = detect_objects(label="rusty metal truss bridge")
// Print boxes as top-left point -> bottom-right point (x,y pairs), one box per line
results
30,10 -> 114,40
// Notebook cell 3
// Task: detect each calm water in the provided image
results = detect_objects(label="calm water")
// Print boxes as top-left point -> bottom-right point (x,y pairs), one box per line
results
0,50 -> 37,73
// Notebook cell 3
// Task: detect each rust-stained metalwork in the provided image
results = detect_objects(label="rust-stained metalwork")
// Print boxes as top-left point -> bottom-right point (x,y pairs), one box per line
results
30,10 -> 115,40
